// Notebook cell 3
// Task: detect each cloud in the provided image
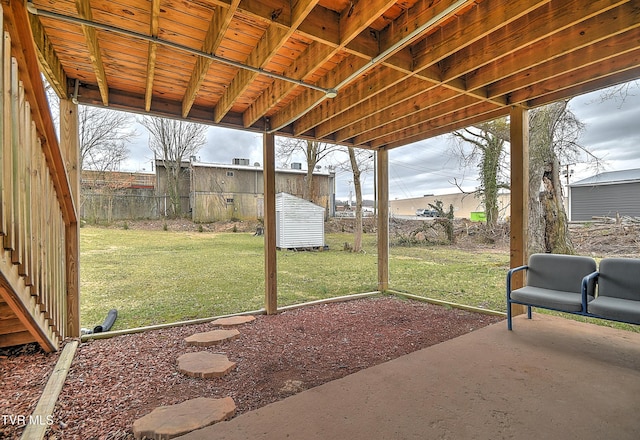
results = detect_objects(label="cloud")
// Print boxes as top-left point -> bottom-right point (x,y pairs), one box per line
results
120,80 -> 640,200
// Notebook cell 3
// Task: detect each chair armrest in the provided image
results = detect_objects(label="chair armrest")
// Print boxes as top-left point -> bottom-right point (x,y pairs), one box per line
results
506,265 -> 528,298
581,270 -> 599,311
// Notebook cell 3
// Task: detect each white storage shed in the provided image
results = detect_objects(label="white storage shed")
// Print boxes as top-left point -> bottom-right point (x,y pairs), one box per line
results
276,193 -> 325,249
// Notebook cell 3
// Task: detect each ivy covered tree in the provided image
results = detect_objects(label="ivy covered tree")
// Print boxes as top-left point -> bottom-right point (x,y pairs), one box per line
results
452,118 -> 510,228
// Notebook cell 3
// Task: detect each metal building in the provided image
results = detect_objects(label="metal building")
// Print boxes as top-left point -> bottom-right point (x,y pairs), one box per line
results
569,169 -> 640,221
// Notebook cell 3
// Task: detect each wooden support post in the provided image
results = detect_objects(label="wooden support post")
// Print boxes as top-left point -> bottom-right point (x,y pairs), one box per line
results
377,148 -> 389,291
60,99 -> 80,337
509,105 -> 529,316
263,131 -> 277,314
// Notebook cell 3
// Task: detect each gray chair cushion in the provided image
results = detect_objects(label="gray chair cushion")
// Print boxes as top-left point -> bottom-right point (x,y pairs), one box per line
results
597,258 -> 640,301
526,254 -> 597,295
511,286 -> 593,313
588,296 -> 640,324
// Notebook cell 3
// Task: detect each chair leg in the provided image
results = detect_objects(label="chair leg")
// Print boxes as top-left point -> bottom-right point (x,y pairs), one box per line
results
527,306 -> 532,319
507,301 -> 513,330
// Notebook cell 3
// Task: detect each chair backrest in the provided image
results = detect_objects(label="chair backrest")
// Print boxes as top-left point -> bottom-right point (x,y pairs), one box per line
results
526,253 -> 597,293
597,258 -> 640,300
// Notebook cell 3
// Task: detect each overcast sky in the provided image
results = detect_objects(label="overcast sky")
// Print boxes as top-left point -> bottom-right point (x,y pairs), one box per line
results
121,81 -> 640,200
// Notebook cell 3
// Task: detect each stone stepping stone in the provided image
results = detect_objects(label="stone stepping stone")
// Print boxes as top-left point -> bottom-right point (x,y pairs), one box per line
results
177,352 -> 236,378
210,315 -> 256,327
132,396 -> 236,439
184,329 -> 240,347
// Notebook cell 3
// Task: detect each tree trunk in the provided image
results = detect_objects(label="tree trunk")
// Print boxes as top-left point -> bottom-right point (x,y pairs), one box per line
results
527,103 -> 576,255
304,141 -> 317,202
348,148 -> 363,252
540,157 -> 574,254
528,160 -> 546,254
167,164 -> 181,217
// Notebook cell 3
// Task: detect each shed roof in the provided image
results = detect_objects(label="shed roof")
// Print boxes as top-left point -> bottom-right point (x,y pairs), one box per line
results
24,0 -> 640,149
276,192 -> 325,211
570,168 -> 640,187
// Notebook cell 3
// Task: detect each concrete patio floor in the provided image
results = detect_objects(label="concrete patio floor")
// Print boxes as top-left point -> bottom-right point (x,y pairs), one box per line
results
177,314 -> 640,440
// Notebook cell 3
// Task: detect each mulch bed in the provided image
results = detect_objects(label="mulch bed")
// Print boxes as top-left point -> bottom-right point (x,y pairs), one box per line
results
1,296 -> 503,439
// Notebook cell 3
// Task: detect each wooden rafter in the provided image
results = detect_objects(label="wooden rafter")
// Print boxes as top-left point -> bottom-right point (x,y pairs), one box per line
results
296,0 -> 545,138
182,0 -> 240,118
23,0 -> 640,150
242,0 -> 401,129
294,0 -> 635,145
28,14 -> 67,98
144,0 -> 160,112
272,0 -> 474,134
213,0 -> 319,123
74,0 -> 108,106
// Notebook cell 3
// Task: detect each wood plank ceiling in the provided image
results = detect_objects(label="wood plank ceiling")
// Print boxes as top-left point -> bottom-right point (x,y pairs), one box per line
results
28,0 -> 640,150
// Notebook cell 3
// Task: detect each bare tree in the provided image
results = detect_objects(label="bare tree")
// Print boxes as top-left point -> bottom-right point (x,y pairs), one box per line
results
141,117 -> 207,217
43,82 -> 135,172
79,106 -> 136,172
340,147 -> 374,252
452,118 -> 510,228
597,80 -> 639,106
276,138 -> 338,202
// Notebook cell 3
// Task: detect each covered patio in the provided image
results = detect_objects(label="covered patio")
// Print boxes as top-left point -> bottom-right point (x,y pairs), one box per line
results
1,0 -> 639,437
2,0 -> 639,351
177,313 -> 640,439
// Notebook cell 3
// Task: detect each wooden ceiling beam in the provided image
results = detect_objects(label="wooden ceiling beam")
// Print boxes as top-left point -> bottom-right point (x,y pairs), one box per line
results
300,67 -> 411,137
355,94 -> 488,146
411,0 -> 550,73
339,0 -> 397,43
183,1 -> 240,118
213,0 -> 319,123
289,0 -> 506,137
144,0 -> 161,112
275,0 -> 468,133
28,14 -> 68,98
465,2 -> 640,95
317,74 -> 438,140
300,0 -> 537,138
266,0 -> 405,131
380,106 -> 509,150
437,0 -> 628,82
377,0 -> 475,56
270,54 -> 370,130
74,0 -> 109,106
338,89 -> 466,143
527,66 -> 640,109
242,41 -> 334,127
243,0 -> 402,129
510,51 -> 640,105
488,29 -> 640,100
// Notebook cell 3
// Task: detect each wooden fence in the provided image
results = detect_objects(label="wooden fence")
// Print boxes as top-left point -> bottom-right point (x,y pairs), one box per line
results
0,9 -> 71,351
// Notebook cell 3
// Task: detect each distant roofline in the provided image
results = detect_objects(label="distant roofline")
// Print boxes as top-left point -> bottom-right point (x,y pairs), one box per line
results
154,159 -> 333,175
569,168 -> 640,187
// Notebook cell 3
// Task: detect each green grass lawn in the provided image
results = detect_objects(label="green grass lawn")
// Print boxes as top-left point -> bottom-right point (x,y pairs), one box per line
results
80,226 -> 639,333
80,227 -> 510,330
